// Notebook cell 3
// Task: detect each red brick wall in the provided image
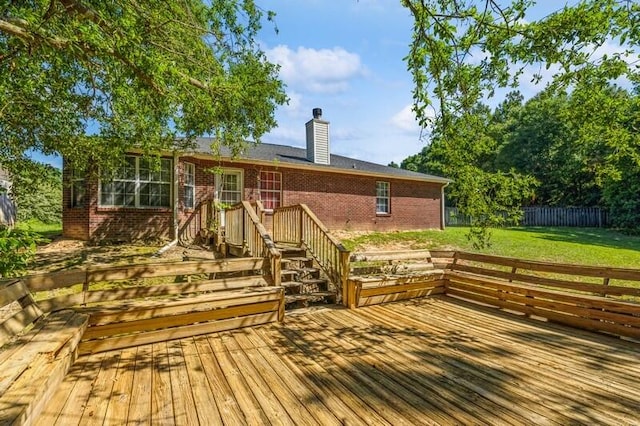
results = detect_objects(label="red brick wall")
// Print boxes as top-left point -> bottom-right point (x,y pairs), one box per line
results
280,168 -> 443,232
63,156 -> 444,241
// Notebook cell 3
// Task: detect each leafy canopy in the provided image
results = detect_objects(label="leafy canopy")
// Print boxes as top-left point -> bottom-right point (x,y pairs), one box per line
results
0,0 -> 287,176
402,0 -> 639,245
403,0 -> 639,127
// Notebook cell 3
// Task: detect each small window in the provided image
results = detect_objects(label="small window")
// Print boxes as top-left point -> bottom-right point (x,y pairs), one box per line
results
184,162 -> 195,209
70,169 -> 86,207
259,171 -> 282,210
376,181 -> 390,214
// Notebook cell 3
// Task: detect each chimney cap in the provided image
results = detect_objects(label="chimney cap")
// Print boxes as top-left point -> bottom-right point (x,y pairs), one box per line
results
312,108 -> 322,119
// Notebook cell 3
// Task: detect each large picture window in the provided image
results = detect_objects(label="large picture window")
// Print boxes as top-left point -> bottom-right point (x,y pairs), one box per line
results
259,171 -> 282,210
376,181 -> 390,214
100,156 -> 172,208
184,162 -> 195,209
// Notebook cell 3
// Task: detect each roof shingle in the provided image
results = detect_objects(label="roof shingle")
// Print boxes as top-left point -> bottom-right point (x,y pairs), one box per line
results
189,138 -> 449,183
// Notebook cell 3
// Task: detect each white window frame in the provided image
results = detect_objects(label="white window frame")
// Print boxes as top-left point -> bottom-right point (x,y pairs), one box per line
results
70,169 -> 85,208
259,171 -> 282,211
376,181 -> 390,214
99,155 -> 172,208
183,162 -> 195,209
214,168 -> 244,207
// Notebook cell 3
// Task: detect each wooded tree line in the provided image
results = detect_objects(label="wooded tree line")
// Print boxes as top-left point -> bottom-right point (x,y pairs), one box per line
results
401,82 -> 640,231
400,0 -> 639,243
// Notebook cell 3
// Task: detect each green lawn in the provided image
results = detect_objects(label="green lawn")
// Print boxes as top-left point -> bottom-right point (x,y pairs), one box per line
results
15,219 -> 63,241
341,226 -> 640,269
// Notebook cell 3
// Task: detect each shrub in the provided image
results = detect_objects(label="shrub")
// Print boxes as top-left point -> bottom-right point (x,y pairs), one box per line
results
0,226 -> 45,278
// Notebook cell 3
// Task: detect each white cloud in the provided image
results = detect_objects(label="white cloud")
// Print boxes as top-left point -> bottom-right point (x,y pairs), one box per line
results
389,104 -> 436,135
390,104 -> 420,133
266,45 -> 365,94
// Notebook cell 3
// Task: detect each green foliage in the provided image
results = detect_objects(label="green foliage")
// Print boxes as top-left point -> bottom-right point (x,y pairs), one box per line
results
403,0 -> 639,127
0,226 -> 45,278
405,108 -> 536,248
11,162 -> 62,224
0,0 -> 287,178
402,0 -> 640,243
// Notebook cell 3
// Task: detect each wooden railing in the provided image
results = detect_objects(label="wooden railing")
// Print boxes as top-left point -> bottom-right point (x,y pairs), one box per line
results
224,201 -> 281,286
273,204 -> 350,302
178,199 -> 216,245
344,249 -> 640,340
446,251 -> 640,339
272,204 -> 302,244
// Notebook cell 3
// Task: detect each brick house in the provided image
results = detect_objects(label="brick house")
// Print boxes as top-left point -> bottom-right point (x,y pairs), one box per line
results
62,109 -> 450,242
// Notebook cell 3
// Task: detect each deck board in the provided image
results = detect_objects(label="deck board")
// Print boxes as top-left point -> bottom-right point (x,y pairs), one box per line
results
37,296 -> 640,425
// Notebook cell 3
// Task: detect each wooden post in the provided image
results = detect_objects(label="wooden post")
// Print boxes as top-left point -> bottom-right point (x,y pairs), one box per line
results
278,287 -> 285,322
272,253 -> 281,287
340,250 -> 350,306
602,277 -> 610,297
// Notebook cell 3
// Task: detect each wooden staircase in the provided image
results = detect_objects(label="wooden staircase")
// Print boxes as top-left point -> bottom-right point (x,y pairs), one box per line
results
277,244 -> 337,309
208,202 -> 350,311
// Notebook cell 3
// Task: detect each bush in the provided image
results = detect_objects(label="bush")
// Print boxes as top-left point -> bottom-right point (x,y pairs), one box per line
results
0,226 -> 45,278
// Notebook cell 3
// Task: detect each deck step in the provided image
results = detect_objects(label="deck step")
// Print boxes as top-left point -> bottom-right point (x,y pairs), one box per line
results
285,291 -> 335,305
281,257 -> 313,264
281,281 -> 303,289
291,267 -> 319,274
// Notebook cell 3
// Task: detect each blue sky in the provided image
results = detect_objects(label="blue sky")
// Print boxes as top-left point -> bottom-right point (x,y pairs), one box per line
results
257,0 -> 423,166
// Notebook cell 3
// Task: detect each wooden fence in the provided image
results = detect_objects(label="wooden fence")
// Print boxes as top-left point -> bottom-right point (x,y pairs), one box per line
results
445,206 -> 609,227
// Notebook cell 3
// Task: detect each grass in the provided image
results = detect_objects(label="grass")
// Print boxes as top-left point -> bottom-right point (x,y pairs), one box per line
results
15,219 -> 63,241
341,226 -> 640,269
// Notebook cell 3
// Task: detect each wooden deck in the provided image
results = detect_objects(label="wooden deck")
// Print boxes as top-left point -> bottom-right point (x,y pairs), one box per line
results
38,296 -> 640,425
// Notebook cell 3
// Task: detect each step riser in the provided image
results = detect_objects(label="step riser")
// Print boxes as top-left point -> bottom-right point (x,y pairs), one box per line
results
277,247 -> 336,310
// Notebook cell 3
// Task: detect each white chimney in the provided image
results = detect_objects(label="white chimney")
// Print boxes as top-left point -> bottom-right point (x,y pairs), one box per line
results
306,108 -> 330,165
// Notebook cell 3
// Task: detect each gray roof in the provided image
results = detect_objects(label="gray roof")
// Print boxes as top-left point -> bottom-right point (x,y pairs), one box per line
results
188,138 -> 449,183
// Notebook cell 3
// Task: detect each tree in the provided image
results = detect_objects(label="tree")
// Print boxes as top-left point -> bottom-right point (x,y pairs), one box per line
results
11,161 -> 62,224
402,0 -> 639,245
0,0 -> 287,180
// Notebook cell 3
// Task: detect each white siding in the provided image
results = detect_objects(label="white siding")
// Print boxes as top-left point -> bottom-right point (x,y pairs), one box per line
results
306,119 -> 330,165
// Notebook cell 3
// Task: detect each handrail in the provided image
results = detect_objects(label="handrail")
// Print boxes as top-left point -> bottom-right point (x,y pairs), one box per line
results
178,198 -> 215,245
273,204 -> 350,302
224,201 -> 281,286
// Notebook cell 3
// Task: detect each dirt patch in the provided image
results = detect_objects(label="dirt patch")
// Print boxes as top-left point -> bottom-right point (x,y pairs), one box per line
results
29,237 -> 219,274
332,230 -> 434,252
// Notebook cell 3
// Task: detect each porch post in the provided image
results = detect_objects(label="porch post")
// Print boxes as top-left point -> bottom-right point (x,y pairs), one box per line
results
173,151 -> 180,241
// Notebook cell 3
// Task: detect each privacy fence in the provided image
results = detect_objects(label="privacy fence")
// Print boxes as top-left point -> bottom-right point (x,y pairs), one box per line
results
445,206 -> 609,228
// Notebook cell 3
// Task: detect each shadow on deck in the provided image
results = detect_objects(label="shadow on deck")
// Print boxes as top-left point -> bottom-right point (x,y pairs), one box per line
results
37,296 -> 640,425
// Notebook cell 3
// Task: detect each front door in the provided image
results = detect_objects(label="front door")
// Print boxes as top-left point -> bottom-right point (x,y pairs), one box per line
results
214,169 -> 243,227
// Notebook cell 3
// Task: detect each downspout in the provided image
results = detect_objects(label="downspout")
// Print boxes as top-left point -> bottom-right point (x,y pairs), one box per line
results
154,151 -> 180,257
441,182 -> 449,230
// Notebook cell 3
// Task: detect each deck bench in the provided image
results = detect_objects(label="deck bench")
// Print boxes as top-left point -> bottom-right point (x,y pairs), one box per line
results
77,285 -> 285,354
446,254 -> 640,340
346,250 -> 447,308
0,280 -> 89,426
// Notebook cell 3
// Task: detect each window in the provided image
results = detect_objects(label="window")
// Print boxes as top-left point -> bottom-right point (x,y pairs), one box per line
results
184,162 -> 195,209
376,181 -> 390,214
215,170 -> 243,206
70,169 -> 86,207
100,156 -> 172,208
259,171 -> 282,210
